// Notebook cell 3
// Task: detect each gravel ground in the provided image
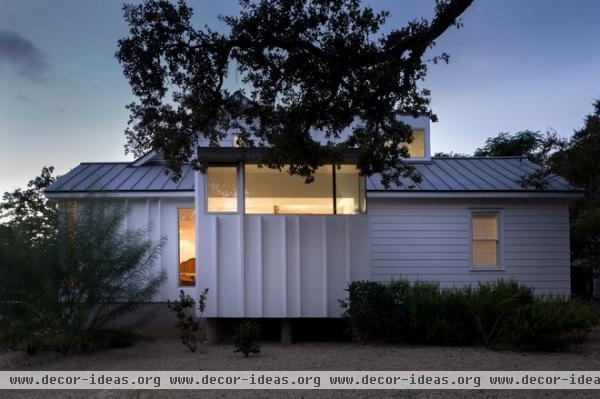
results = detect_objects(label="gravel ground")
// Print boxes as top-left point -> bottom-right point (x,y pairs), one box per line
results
1,328 -> 600,399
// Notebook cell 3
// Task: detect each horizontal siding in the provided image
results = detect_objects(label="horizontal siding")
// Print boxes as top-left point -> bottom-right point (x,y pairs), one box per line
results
369,199 -> 571,295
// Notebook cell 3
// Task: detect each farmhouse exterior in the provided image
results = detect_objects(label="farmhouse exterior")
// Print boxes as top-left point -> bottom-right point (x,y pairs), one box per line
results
45,116 -> 580,333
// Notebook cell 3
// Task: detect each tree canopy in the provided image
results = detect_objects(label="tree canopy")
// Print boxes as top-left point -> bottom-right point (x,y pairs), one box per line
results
551,100 -> 600,281
0,166 -> 57,243
473,130 -> 543,160
116,0 -> 474,187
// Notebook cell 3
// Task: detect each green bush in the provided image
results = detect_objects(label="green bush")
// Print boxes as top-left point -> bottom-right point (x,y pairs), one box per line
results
519,297 -> 599,351
341,279 -> 599,351
403,282 -> 477,345
233,321 -> 261,357
339,280 -> 408,344
468,280 -> 536,349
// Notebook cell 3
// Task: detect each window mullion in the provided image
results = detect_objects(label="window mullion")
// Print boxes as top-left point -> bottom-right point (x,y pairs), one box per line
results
332,164 -> 337,215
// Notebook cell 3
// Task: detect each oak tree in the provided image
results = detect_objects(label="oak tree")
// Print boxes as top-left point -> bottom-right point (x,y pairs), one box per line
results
116,0 -> 474,186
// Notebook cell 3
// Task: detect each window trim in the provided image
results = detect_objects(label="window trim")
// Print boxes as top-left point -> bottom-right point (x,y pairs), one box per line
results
177,207 -> 196,288
241,163 -> 366,216
400,127 -> 430,161
204,164 -> 240,214
469,209 -> 504,271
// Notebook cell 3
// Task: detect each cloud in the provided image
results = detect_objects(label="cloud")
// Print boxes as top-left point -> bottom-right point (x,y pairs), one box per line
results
15,94 -> 33,102
0,30 -> 48,81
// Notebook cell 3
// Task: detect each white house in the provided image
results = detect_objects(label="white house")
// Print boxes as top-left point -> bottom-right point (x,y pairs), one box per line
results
45,116 -> 581,340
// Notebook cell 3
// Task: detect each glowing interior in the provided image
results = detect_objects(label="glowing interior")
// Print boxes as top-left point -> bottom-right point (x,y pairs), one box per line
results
406,129 -> 425,158
472,213 -> 499,267
178,208 -> 196,286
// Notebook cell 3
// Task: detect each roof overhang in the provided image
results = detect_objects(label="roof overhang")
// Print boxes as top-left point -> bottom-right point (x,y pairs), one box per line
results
367,190 -> 584,199
197,147 -> 361,163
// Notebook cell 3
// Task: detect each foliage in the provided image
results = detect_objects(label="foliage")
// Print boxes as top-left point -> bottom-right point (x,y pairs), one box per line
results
116,0 -> 474,187
550,99 -> 600,197
467,280 -> 535,349
0,166 -> 57,243
0,197 -> 167,355
339,280 -> 407,344
549,100 -> 600,288
519,297 -> 599,351
474,130 -> 544,160
233,320 -> 261,357
433,151 -> 469,157
341,280 -> 599,351
402,281 -> 477,346
168,288 -> 209,352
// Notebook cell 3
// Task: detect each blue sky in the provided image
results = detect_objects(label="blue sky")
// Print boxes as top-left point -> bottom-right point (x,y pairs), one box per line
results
0,0 -> 599,194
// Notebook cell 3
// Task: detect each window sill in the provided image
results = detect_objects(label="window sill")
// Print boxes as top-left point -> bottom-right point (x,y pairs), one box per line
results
470,266 -> 505,272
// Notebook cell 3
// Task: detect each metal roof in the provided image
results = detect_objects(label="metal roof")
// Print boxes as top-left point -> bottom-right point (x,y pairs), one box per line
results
45,157 -> 576,194
45,163 -> 195,193
367,157 -> 575,191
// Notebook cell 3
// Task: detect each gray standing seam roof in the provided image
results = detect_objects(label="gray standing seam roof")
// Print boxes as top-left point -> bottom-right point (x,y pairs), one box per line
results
45,157 -> 577,194
368,157 -> 575,191
46,163 -> 195,192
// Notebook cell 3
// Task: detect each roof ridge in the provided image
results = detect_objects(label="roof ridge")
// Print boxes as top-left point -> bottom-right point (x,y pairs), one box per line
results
80,161 -> 131,165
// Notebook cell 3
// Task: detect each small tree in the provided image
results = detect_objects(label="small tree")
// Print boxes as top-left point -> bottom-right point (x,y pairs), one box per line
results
0,166 -> 57,243
0,197 -> 167,354
168,288 -> 209,352
233,321 -> 261,357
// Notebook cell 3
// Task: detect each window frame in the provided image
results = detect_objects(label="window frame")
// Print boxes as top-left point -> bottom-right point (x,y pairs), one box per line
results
401,127 -> 429,160
204,164 -> 240,214
241,163 -> 366,216
177,207 -> 197,288
469,209 -> 504,271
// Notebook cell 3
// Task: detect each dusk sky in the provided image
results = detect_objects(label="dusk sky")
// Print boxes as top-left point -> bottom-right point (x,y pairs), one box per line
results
1,0 -> 599,195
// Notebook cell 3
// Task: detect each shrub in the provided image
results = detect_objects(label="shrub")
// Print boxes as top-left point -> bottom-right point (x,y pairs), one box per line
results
341,279 -> 599,351
169,289 -> 209,352
518,297 -> 599,351
339,280 -> 407,344
468,280 -> 536,349
403,283 -> 477,346
0,200 -> 167,354
233,321 -> 261,357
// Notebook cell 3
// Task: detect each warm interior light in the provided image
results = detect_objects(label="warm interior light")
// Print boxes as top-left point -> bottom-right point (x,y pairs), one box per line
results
178,209 -> 196,286
406,130 -> 425,158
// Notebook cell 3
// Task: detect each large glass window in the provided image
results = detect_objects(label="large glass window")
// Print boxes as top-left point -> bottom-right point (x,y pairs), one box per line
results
406,129 -> 425,158
471,212 -> 500,268
207,166 -> 237,212
178,208 -> 196,286
245,165 -> 334,214
243,164 -> 365,215
335,165 -> 366,214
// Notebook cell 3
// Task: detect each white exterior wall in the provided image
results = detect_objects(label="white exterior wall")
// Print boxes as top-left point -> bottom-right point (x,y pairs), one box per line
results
194,170 -> 370,318
120,186 -> 572,315
369,198 -> 571,295
122,197 -> 196,302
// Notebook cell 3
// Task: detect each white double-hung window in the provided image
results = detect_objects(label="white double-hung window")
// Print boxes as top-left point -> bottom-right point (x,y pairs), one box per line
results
471,211 -> 502,269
